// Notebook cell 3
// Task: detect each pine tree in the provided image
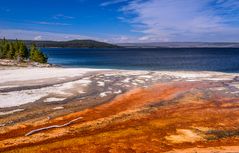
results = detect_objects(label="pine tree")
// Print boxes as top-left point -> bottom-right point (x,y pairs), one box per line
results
2,42 -> 10,58
29,44 -> 37,61
30,44 -> 48,63
0,38 -> 47,63
19,41 -> 28,59
14,41 -> 29,61
0,40 -> 4,58
6,43 -> 16,59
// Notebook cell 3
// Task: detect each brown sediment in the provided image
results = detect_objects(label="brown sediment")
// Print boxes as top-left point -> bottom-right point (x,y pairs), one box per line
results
1,81 -> 239,152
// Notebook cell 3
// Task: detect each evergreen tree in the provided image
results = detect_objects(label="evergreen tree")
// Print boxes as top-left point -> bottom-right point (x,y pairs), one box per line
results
30,44 -> 48,63
14,41 -> 29,61
19,41 -> 29,59
0,40 -> 4,58
29,44 -> 36,61
0,38 -> 47,63
6,43 -> 16,59
2,42 -> 10,58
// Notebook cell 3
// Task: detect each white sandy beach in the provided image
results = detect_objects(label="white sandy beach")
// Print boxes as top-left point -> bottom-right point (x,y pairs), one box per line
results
0,67 -> 106,108
0,67 -> 105,84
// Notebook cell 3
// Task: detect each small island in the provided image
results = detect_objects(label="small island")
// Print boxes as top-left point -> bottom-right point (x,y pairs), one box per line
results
0,38 -> 49,67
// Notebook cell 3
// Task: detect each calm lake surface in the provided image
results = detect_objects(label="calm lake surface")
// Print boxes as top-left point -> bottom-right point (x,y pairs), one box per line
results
42,48 -> 239,72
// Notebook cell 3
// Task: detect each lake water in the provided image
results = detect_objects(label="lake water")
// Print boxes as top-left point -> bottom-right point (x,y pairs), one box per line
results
42,48 -> 239,73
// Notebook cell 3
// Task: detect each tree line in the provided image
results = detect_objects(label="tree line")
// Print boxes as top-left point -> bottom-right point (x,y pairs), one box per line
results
0,38 -> 48,63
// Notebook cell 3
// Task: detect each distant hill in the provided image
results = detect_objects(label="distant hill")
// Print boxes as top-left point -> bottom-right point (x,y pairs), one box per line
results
118,42 -> 239,48
5,39 -> 120,48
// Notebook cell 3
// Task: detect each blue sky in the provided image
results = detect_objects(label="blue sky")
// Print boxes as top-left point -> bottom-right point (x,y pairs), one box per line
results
0,0 -> 239,42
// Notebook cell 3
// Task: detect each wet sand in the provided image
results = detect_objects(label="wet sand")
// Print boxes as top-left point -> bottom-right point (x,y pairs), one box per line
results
1,67 -> 239,152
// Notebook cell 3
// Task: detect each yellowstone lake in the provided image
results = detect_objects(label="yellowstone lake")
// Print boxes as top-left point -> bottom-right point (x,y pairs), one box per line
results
42,47 -> 239,72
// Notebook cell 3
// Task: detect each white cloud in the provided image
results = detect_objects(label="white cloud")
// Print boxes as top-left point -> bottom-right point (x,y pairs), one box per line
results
102,33 -> 136,43
101,0 -> 130,6
53,14 -> 75,20
33,21 -> 71,26
0,29 -> 138,43
34,35 -> 42,40
121,0 -> 239,42
0,29 -> 96,41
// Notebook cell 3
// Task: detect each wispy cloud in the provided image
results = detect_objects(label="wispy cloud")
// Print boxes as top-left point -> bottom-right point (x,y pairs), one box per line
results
34,35 -> 43,40
0,28 -> 138,43
53,14 -> 75,20
120,0 -> 239,42
33,21 -> 71,26
100,0 -> 130,6
0,29 -> 96,41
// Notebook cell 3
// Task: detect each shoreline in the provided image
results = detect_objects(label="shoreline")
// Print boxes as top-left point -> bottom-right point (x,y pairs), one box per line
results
1,66 -> 239,152
0,59 -> 54,68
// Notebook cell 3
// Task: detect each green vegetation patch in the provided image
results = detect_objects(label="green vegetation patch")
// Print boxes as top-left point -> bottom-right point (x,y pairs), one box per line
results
0,38 -> 47,63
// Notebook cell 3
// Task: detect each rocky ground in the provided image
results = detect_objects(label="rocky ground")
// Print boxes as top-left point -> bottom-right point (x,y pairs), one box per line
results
0,59 -> 53,67
0,67 -> 239,152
